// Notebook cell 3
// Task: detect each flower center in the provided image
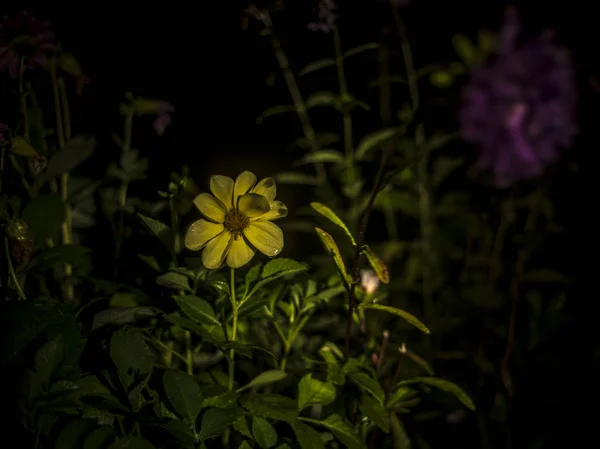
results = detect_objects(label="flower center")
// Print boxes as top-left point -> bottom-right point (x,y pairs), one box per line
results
224,208 -> 249,234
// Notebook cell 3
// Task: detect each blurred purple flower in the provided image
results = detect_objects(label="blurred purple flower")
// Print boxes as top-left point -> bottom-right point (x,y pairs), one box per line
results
153,102 -> 174,136
308,0 -> 337,33
0,11 -> 56,78
0,122 -> 8,144
459,8 -> 576,188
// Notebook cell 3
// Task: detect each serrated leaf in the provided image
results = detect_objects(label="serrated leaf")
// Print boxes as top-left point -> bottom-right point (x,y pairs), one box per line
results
355,128 -> 399,160
297,374 -> 336,411
107,437 -> 156,449
238,370 -> 287,393
304,414 -> 364,449
157,272 -> 192,292
109,329 -> 153,390
44,135 -> 96,179
161,420 -> 196,446
164,369 -> 204,428
257,105 -> 297,124
359,395 -> 389,433
175,295 -> 219,326
233,416 -> 252,439
244,259 -> 307,301
199,406 -> 245,440
311,203 -> 356,246
240,394 -> 298,422
296,150 -> 345,165
360,304 -> 430,334
348,372 -> 385,405
290,420 -> 326,449
397,377 -> 475,411
361,246 -> 389,283
314,227 -> 349,284
137,213 -> 174,253
275,172 -> 318,186
253,416 -> 278,449
299,58 -> 336,76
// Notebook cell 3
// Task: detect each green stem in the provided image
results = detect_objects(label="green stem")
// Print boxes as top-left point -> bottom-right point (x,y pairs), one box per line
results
149,337 -> 187,364
227,267 -> 238,391
4,237 -> 27,300
391,6 -> 434,353
333,28 -> 355,182
261,12 -> 327,187
169,196 -> 181,261
185,331 -> 193,375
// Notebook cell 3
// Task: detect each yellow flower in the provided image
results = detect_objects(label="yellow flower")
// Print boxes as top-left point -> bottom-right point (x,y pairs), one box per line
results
184,171 -> 288,269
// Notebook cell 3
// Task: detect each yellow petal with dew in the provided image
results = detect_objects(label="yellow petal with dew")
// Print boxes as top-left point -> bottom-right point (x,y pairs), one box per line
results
226,235 -> 256,268
184,219 -> 225,250
244,221 -> 283,257
194,193 -> 226,223
238,193 -> 270,218
251,177 -> 276,202
260,201 -> 288,221
202,231 -> 232,269
233,171 -> 257,206
209,175 -> 234,210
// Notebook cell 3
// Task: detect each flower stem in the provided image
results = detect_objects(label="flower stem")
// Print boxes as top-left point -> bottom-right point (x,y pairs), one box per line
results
260,12 -> 327,187
185,330 -> 193,375
391,6 -> 434,354
227,267 -> 238,392
4,237 -> 27,301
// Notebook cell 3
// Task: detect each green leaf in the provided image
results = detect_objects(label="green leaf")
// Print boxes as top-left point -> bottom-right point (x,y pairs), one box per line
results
137,213 -> 174,253
107,437 -> 156,449
344,42 -> 379,58
397,377 -> 475,411
290,420 -> 326,449
314,227 -> 349,283
233,416 -> 252,439
164,369 -> 204,428
34,335 -> 65,391
295,133 -> 339,150
311,202 -> 356,246
239,442 -> 253,449
432,157 -> 464,187
164,314 -> 216,342
425,132 -> 457,153
245,259 -> 307,301
10,136 -> 38,157
44,135 -> 96,179
355,128 -> 399,160
257,105 -> 297,124
429,70 -> 454,88
275,172 -> 318,186
238,370 -> 287,393
347,372 -> 385,405
175,295 -> 219,326
157,272 -> 192,292
199,406 -> 245,440
297,374 -> 337,411
161,420 -> 196,447
109,328 -> 153,390
253,416 -> 278,449
305,414 -> 364,449
84,426 -> 116,449
305,91 -> 339,109
360,395 -> 389,433
401,348 -> 434,375
23,244 -> 90,272
241,394 -> 298,422
22,193 -> 66,244
361,246 -> 389,283
452,34 -> 477,66
91,306 -> 158,330
360,304 -> 430,334
299,58 -> 336,76
390,414 -> 411,449
56,419 -> 94,449
296,150 -> 345,166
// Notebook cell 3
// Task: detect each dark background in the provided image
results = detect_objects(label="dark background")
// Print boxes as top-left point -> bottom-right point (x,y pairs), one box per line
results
1,0 -> 597,447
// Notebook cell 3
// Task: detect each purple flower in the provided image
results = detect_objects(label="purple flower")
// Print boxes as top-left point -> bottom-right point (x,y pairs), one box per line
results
308,0 -> 337,33
153,101 -> 173,136
459,8 -> 576,188
0,11 -> 56,78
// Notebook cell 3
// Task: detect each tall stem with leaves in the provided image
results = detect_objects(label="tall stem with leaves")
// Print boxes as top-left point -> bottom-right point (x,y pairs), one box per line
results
228,268 -> 239,392
259,12 -> 327,187
391,5 -> 435,354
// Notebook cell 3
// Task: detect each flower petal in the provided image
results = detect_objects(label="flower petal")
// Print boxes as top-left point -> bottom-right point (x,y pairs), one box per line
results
260,201 -> 288,221
184,219 -> 224,251
233,171 -> 257,206
202,231 -> 232,269
238,194 -> 271,218
226,235 -> 256,268
244,221 -> 284,257
209,175 -> 234,210
194,193 -> 226,223
251,177 -> 276,202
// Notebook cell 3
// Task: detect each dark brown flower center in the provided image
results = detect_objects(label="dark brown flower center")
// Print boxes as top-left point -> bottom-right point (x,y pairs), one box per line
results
224,208 -> 249,233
